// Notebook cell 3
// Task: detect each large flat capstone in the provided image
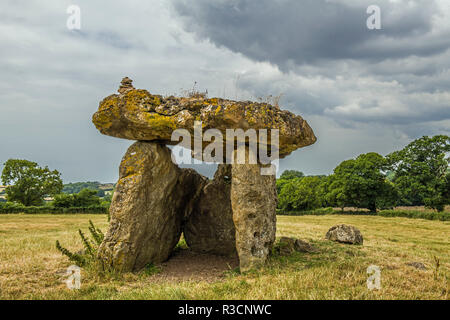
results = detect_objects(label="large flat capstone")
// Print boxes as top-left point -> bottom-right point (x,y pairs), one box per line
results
92,79 -> 316,158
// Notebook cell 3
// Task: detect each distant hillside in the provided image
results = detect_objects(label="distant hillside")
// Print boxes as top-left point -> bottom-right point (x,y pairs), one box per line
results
63,182 -> 115,195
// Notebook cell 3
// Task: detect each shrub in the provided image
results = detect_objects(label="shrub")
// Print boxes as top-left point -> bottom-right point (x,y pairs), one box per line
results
0,205 -> 108,214
377,210 -> 449,221
277,208 -> 449,221
278,176 -> 324,211
54,188 -> 101,208
56,220 -> 104,267
0,202 -> 26,213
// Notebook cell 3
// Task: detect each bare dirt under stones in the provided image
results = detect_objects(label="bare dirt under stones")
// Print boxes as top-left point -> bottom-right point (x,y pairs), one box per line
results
150,249 -> 239,282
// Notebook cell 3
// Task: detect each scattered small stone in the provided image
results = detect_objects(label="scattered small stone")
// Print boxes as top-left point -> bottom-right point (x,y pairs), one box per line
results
406,262 -> 427,270
278,237 -> 296,256
278,237 -> 318,255
325,224 -> 363,245
117,76 -> 134,94
294,239 -> 319,253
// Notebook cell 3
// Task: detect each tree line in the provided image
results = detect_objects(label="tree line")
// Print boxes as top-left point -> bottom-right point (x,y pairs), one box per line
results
277,135 -> 450,212
1,135 -> 449,213
62,181 -> 107,197
0,159 -> 111,209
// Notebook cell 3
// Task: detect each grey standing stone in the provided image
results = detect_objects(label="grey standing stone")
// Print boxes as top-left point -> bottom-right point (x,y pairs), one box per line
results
184,164 -> 237,256
98,141 -> 187,272
231,161 -> 277,272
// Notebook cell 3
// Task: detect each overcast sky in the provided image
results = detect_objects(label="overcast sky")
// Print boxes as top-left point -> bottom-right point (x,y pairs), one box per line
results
1,0 -> 449,183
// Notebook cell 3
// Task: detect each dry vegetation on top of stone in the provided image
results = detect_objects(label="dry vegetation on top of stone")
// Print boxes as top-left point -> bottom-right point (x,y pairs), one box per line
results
92,77 -> 317,157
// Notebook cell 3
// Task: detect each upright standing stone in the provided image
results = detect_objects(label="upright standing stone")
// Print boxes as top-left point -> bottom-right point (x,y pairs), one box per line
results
184,164 -> 236,256
231,159 -> 277,272
98,141 -> 187,272
177,168 -> 208,222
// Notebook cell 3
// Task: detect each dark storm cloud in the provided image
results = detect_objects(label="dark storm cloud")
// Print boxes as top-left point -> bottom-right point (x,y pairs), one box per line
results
171,0 -> 446,68
236,68 -> 450,133
170,0 -> 450,137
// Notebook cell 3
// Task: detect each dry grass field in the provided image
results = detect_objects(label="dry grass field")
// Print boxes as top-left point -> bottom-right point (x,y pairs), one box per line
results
0,214 -> 448,300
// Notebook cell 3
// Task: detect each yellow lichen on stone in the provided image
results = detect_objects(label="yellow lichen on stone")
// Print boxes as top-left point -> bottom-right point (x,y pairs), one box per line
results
92,80 -> 317,158
151,96 -> 161,106
93,95 -> 121,130
125,89 -> 151,101
145,113 -> 177,132
93,112 -> 112,130
98,95 -> 119,112
208,98 -> 219,105
123,89 -> 162,111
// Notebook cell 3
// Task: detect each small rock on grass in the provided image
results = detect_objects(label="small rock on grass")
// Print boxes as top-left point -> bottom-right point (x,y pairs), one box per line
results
294,239 -> 319,253
325,224 -> 363,245
406,262 -> 427,270
278,237 -> 318,256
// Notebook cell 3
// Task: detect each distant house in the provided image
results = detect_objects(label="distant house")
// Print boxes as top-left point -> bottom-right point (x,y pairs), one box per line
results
99,183 -> 114,191
0,185 -> 9,194
43,196 -> 54,202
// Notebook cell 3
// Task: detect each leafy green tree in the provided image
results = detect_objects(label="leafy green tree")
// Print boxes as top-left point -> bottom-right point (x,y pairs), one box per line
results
101,192 -> 113,206
279,170 -> 304,180
53,193 -> 74,208
54,188 -> 101,208
387,135 -> 450,211
442,173 -> 450,204
321,175 -> 346,210
278,176 -> 323,211
62,181 -> 101,194
1,159 -> 63,206
276,179 -> 289,194
327,153 -> 397,212
277,170 -> 305,194
74,189 -> 101,207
